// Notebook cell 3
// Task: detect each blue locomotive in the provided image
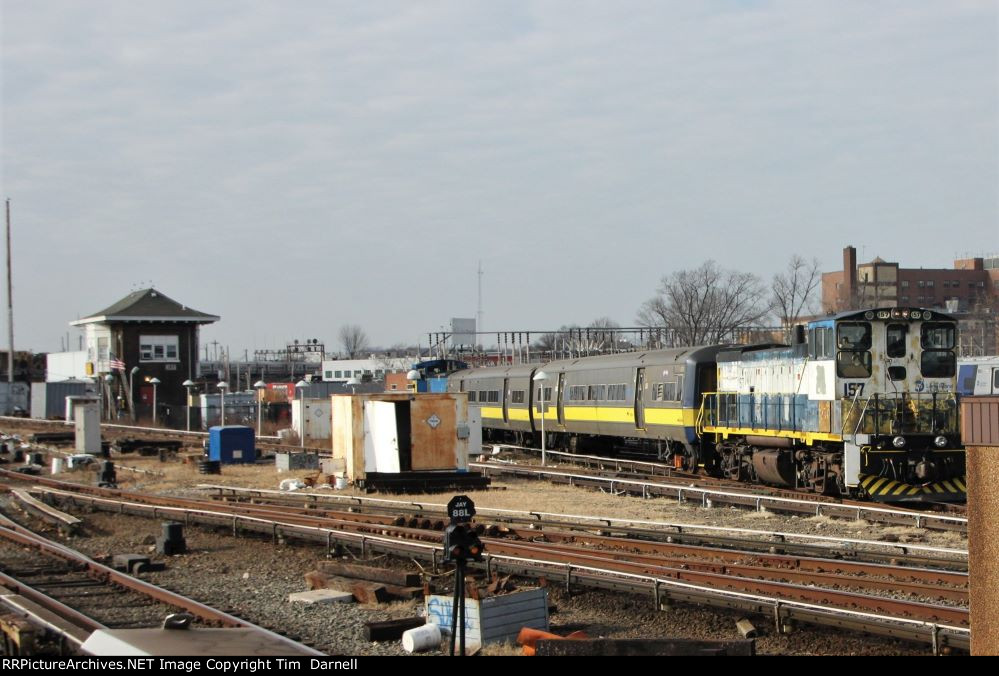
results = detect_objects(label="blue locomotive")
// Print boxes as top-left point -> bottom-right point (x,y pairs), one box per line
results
447,307 -> 965,502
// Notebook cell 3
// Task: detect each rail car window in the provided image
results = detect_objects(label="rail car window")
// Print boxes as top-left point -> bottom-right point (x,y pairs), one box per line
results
651,380 -> 683,402
607,384 -> 626,401
511,390 -> 525,404
921,323 -> 955,350
468,391 -> 477,402
887,366 -> 907,381
478,390 -> 488,402
587,385 -> 606,401
886,324 -> 908,358
836,350 -> 872,378
536,387 -> 552,402
921,351 -> 955,378
818,328 -> 834,358
837,323 -> 871,351
487,390 -> 500,403
664,382 -> 677,401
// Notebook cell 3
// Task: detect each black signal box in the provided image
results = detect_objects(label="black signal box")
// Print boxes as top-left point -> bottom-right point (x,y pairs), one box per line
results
444,523 -> 484,563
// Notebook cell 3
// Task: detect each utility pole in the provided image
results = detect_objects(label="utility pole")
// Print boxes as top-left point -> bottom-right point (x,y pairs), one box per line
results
477,261 -> 483,348
6,199 -> 14,413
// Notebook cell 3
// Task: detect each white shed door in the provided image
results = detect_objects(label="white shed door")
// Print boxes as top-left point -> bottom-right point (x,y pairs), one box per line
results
364,401 -> 401,473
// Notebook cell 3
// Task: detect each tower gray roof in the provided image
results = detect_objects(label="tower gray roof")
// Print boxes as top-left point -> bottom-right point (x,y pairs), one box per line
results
70,288 -> 220,326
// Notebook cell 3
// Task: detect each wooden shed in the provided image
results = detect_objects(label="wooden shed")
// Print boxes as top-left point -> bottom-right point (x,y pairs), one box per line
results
331,392 -> 472,484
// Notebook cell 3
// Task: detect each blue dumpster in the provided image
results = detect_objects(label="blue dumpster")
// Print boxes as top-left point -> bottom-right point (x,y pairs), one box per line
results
208,426 -> 256,464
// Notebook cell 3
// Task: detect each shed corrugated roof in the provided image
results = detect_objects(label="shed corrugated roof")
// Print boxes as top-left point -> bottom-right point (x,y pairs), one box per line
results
71,288 -> 220,325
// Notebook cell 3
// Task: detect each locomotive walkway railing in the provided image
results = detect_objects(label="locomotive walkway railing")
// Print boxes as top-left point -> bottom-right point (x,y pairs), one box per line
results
697,391 -> 959,440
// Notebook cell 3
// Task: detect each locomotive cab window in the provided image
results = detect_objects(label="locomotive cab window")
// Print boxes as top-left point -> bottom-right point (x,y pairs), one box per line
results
837,322 -> 871,351
921,351 -> 955,378
886,324 -> 908,358
837,350 -> 872,378
921,323 -> 956,350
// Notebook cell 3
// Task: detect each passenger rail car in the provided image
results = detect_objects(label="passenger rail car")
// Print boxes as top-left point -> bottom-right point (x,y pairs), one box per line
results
449,307 -> 966,502
449,346 -> 731,459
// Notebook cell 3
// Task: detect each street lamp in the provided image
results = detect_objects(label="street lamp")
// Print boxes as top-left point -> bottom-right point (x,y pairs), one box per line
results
182,380 -> 196,432
149,377 -> 161,426
295,379 -> 310,448
346,377 -> 360,396
129,367 -> 140,422
103,374 -> 114,420
217,381 -> 229,427
254,380 -> 267,438
406,369 -> 421,394
532,370 -> 549,466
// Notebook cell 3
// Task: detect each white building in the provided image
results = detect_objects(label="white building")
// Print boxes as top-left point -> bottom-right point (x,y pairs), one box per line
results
320,357 -> 414,383
46,350 -> 89,382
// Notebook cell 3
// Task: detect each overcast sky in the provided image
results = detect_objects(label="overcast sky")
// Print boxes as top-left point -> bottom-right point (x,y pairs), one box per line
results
2,1 -> 996,356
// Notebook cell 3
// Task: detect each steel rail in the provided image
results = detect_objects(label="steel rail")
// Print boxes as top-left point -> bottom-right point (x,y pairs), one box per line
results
471,462 -> 968,532
34,487 -> 970,651
504,443 -> 969,515
196,482 -> 968,560
0,570 -> 107,634
0,519 -> 324,656
483,539 -> 968,604
188,493 -> 969,588
32,486 -> 960,601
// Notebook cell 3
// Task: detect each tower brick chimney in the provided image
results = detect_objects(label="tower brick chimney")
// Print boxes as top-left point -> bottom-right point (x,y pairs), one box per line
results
844,246 -> 857,309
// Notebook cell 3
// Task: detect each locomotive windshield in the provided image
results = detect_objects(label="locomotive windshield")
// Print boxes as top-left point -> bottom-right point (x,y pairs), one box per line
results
921,351 -> 955,378
836,322 -> 872,378
921,323 -> 955,349
920,321 -> 956,378
886,324 -> 908,358
837,322 -> 871,350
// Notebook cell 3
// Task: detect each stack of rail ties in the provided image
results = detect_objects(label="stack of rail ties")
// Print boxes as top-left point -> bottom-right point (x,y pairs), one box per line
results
360,470 -> 490,493
113,436 -> 184,457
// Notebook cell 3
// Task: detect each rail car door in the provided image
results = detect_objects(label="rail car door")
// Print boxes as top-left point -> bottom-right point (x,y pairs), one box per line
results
634,367 -> 646,429
556,373 -> 566,426
502,377 -> 510,423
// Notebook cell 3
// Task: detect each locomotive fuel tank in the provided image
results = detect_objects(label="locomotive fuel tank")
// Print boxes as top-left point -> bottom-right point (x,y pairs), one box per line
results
750,449 -> 797,487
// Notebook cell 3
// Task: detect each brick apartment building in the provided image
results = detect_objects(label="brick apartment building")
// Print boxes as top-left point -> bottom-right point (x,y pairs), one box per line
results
822,246 -> 999,354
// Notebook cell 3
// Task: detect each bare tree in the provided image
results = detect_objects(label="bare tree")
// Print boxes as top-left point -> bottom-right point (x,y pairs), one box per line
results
338,324 -> 369,359
771,255 -> 822,340
586,317 -> 622,352
532,325 -> 579,356
637,261 -> 769,346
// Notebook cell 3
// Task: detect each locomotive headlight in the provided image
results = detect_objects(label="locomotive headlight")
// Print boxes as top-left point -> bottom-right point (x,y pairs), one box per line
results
892,435 -> 907,449
934,435 -> 948,448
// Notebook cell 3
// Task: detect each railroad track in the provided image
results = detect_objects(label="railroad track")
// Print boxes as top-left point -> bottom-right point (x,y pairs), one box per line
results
472,461 -> 969,533
0,468 -> 967,570
495,444 -> 969,513
0,416 -> 320,455
7,472 -> 968,652
192,483 -> 968,570
5,416 -> 967,530
0,511 -> 323,656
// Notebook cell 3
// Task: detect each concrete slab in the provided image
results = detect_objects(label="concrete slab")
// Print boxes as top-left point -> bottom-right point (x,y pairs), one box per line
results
288,589 -> 354,605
